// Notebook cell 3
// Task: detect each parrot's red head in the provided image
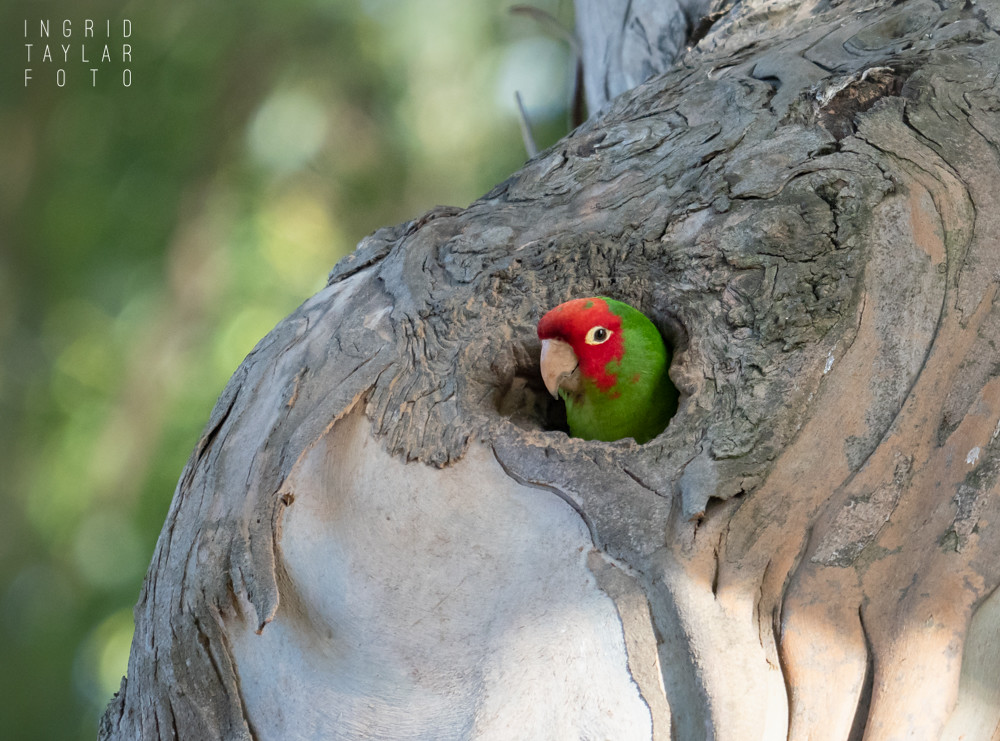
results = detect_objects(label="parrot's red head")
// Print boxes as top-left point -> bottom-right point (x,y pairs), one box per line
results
537,297 -> 625,395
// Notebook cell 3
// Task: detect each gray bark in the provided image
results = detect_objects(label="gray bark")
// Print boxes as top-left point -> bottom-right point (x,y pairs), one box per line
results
102,0 -> 1000,738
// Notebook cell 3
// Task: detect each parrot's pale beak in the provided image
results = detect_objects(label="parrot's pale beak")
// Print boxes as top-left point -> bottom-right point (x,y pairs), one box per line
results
540,338 -> 581,398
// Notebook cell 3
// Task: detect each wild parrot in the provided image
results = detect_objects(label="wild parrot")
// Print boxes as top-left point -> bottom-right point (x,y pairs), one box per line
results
537,297 -> 678,444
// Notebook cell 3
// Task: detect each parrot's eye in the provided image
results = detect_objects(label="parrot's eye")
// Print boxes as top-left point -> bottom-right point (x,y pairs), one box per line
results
585,326 -> 612,345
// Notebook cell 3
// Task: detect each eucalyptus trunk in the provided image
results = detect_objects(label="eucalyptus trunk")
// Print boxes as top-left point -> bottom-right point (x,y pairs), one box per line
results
101,0 -> 1000,738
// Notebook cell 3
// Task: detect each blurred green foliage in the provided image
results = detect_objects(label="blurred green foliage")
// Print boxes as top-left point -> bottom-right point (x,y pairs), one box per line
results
0,1 -> 572,737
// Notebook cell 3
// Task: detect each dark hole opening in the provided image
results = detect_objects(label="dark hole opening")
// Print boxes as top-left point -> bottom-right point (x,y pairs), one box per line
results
496,339 -> 570,434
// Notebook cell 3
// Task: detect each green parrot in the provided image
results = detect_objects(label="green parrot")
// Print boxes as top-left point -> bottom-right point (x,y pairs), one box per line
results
537,297 -> 678,444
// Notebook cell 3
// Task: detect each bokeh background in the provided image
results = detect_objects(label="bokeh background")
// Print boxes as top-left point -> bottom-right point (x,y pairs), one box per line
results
0,1 -> 572,737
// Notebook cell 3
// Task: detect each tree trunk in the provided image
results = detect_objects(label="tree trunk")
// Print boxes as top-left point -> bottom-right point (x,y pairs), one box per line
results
101,0 -> 1000,738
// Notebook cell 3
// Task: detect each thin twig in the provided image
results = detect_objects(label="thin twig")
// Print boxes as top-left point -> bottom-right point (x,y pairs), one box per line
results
515,91 -> 539,158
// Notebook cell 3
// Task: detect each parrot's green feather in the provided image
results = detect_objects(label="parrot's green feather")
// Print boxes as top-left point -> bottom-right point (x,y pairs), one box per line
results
561,299 -> 677,444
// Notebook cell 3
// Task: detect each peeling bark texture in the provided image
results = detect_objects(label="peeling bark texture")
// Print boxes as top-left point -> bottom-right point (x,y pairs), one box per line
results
102,0 -> 1000,739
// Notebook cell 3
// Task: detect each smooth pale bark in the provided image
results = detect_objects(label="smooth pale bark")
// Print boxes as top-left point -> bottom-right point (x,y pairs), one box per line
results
228,404 -> 653,739
102,0 -> 1000,738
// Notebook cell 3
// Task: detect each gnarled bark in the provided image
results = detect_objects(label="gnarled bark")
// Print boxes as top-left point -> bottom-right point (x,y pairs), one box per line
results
102,0 -> 1000,738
